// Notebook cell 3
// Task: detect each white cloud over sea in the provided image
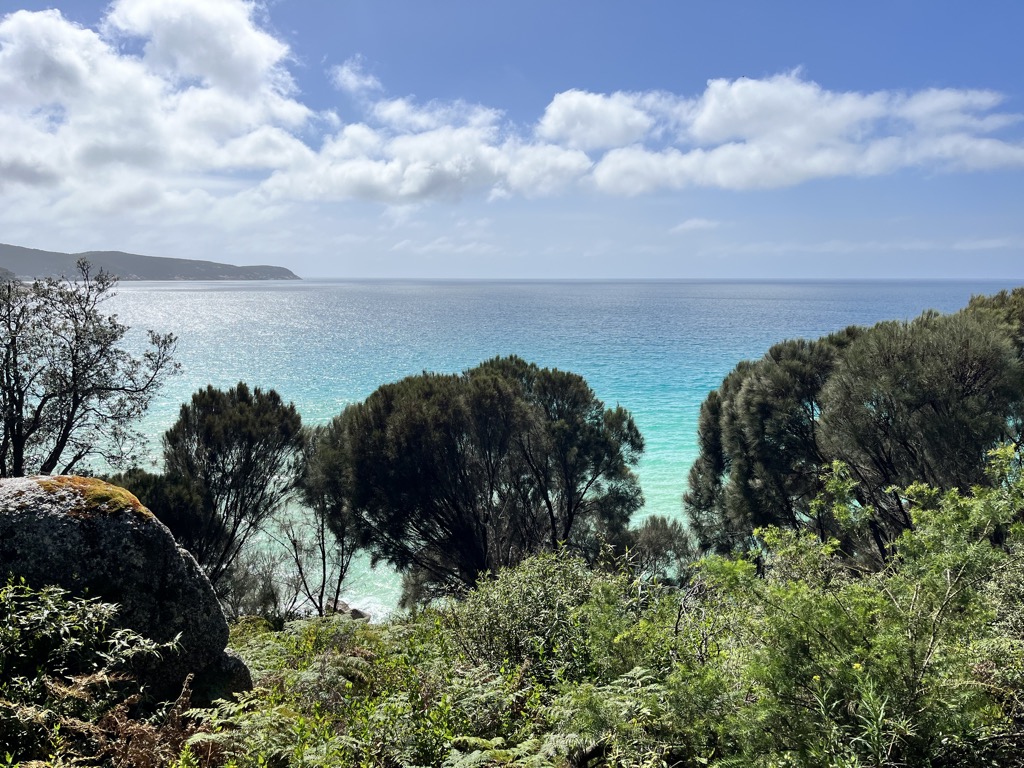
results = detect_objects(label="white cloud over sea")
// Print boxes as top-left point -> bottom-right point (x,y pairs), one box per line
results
0,0 -> 1022,272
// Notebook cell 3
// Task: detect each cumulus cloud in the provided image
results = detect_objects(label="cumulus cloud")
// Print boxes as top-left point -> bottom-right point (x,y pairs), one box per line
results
103,0 -> 293,95
687,72 -> 887,145
330,55 -> 382,95
536,90 -> 656,150
0,3 -> 1022,237
589,72 -> 1024,194
372,98 -> 500,133
0,1 -> 309,190
896,88 -> 1014,133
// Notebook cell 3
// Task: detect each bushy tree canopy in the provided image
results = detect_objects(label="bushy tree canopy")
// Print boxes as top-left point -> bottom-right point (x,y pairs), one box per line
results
821,311 -> 1022,541
685,303 -> 1024,559
311,356 -> 644,603
159,383 -> 304,595
684,331 -> 858,553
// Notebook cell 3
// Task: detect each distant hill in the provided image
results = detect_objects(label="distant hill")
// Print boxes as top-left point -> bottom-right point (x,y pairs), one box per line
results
0,243 -> 300,281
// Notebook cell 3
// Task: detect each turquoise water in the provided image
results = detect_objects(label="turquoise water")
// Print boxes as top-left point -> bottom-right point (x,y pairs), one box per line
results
108,279 -> 1022,613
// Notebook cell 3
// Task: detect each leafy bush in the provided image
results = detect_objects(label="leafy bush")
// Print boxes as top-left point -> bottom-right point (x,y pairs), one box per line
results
439,552 -> 599,684
701,449 -> 1024,767
11,450 -> 1024,767
0,577 -> 190,765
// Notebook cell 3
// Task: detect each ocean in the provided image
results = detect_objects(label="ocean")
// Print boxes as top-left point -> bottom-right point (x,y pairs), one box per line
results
108,278 -> 1022,613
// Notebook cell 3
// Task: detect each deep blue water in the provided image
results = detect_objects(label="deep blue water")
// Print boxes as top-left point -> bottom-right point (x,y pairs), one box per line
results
108,278 -> 1023,612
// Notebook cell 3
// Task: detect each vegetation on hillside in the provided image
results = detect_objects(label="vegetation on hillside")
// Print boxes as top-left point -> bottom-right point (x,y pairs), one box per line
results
0,578 -> 190,765
7,447 -> 1024,766
6,284 -> 1024,765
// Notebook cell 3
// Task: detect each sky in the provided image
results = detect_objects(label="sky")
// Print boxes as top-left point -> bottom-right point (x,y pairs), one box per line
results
1,1 -> 1023,279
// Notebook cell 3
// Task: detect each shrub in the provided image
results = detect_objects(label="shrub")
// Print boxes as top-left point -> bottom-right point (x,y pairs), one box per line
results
0,577 -> 190,765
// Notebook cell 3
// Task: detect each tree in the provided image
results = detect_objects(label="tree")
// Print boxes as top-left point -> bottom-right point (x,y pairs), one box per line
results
683,331 -> 857,554
160,383 -> 304,596
617,513 -> 694,584
317,356 -> 644,604
281,422 -> 362,617
105,467 -> 228,566
0,259 -> 177,476
820,310 -> 1023,552
965,287 -> 1024,450
475,356 -> 646,556
684,305 -> 1024,560
967,286 -> 1024,358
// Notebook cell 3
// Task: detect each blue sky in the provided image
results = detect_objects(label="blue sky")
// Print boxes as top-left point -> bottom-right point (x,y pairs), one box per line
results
1,1 -> 1023,278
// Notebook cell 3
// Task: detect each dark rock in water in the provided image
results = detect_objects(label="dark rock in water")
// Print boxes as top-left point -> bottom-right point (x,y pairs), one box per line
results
327,598 -> 371,621
0,476 -> 250,704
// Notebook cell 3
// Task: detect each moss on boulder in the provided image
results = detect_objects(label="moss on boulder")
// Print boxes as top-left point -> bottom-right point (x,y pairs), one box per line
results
34,475 -> 152,518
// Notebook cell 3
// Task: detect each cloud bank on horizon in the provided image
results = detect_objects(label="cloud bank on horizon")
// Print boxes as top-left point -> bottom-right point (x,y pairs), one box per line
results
1,0 -> 1023,277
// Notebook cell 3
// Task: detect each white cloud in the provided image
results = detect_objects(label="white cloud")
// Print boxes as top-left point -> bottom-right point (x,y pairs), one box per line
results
0,3 -> 1022,247
499,142 -> 592,196
688,72 -> 887,145
896,88 -> 1015,133
589,72 -> 1024,194
103,0 -> 292,95
671,218 -> 720,233
330,55 -> 382,95
537,89 -> 656,150
0,2 -> 311,219
215,126 -> 314,170
372,97 -> 500,133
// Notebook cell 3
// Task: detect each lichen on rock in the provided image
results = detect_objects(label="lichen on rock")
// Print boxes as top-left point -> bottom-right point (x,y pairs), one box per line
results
34,475 -> 152,518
